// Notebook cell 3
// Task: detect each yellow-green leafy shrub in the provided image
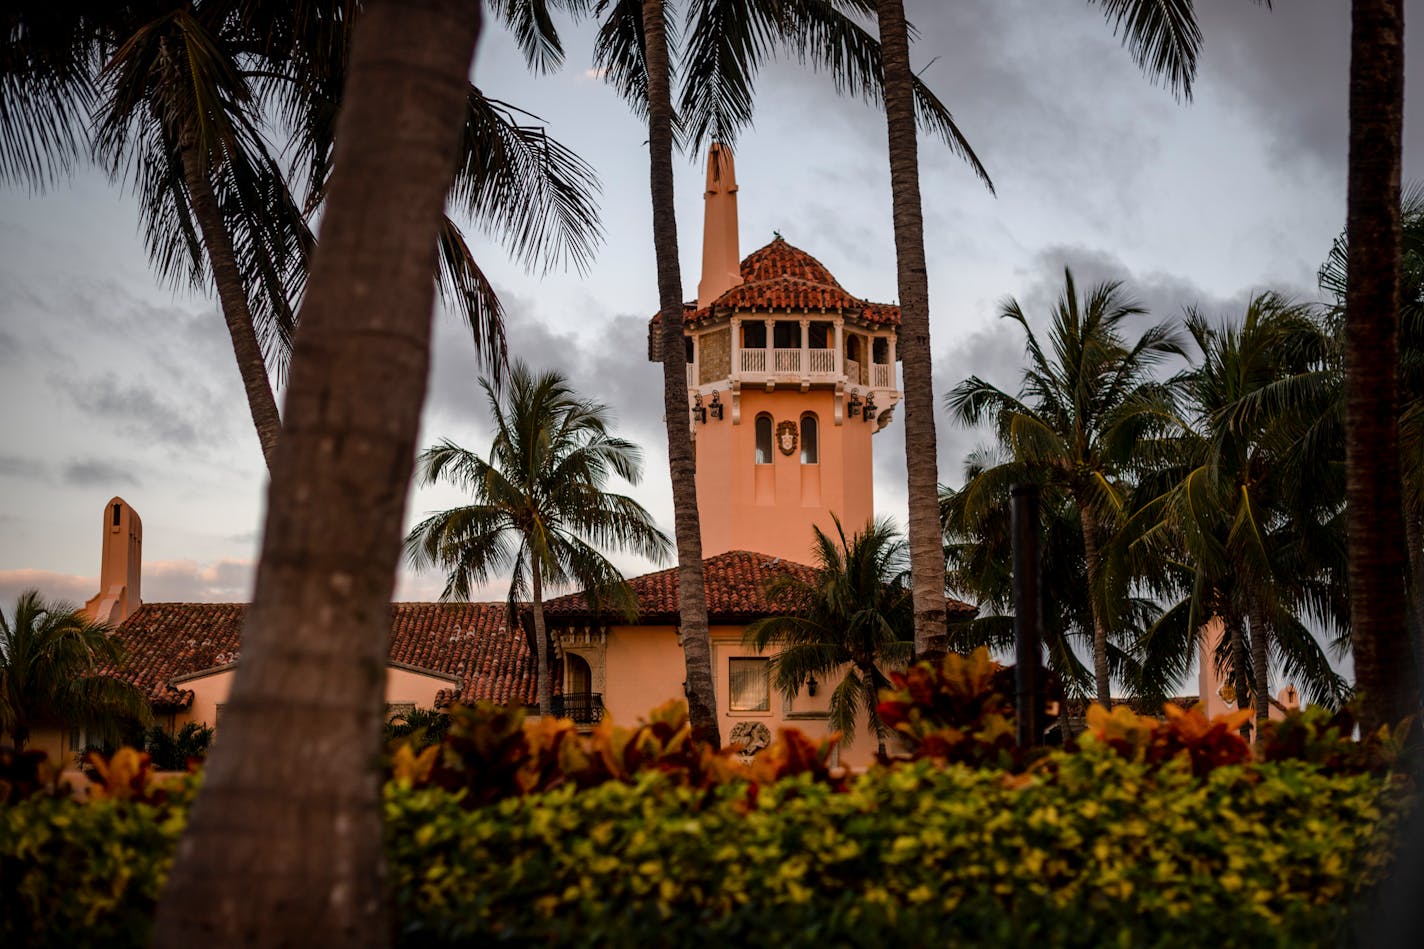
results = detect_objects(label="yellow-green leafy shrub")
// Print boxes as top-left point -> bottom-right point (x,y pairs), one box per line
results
384,745 -> 1409,948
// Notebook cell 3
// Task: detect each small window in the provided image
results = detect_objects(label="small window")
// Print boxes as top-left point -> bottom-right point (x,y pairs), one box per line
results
773,322 -> 800,348
800,414 -> 819,464
112,502 -> 122,527
808,322 -> 832,348
755,414 -> 773,464
684,335 -> 695,363
729,658 -> 770,712
743,322 -> 767,348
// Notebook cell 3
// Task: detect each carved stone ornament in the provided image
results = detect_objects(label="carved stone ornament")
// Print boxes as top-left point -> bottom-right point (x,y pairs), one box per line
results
775,420 -> 798,456
729,720 -> 772,762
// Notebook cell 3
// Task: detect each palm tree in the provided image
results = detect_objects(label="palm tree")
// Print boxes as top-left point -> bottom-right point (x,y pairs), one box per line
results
1321,182 -> 1424,676
0,590 -> 150,751
405,363 -> 671,717
4,2 -> 604,471
940,450 -> 1160,709
875,0 -> 1271,661
946,270 -> 1182,707
1129,296 -> 1350,726
151,1 -> 484,943
744,516 -> 914,757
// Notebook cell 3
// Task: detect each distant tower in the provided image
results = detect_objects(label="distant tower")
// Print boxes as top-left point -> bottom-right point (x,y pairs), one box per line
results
83,497 -> 142,625
655,146 -> 902,564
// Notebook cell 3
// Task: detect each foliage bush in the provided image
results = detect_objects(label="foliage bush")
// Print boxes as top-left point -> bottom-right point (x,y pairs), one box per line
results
0,681 -> 1415,948
384,748 -> 1408,948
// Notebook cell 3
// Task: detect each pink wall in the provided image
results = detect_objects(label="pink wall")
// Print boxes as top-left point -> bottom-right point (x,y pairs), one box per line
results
604,622 -> 884,768
696,388 -> 877,564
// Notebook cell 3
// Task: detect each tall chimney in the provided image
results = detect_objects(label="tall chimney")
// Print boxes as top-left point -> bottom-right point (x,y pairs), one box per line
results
83,497 -> 142,626
697,143 -> 743,310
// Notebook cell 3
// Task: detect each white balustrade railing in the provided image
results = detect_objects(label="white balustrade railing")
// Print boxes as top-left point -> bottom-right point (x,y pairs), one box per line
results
740,349 -> 768,373
808,349 -> 836,374
873,363 -> 892,389
772,348 -> 802,373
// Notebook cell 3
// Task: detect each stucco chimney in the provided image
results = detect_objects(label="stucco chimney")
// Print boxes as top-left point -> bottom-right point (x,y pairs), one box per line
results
697,143 -> 743,310
83,497 -> 142,626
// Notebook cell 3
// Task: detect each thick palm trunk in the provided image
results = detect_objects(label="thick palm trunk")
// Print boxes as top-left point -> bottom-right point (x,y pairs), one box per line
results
531,566 -> 552,716
1229,616 -> 1252,740
1346,0 -> 1420,733
1077,500 -> 1112,708
1248,598 -> 1271,732
642,0 -> 719,749
875,0 -> 948,661
1408,511 -> 1424,667
861,662 -> 886,758
179,141 -> 283,471
152,3 -> 481,945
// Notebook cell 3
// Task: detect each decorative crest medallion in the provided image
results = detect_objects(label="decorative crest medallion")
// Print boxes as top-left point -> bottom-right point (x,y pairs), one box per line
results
775,420 -> 798,456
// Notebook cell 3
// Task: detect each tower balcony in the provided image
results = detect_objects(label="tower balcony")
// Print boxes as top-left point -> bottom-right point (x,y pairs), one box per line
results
683,313 -> 900,408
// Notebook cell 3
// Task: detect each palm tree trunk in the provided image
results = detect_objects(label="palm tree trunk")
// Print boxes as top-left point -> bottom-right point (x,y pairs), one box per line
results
1408,511 -> 1424,671
179,139 -> 283,471
1077,500 -> 1112,709
1346,0 -> 1420,733
875,0 -> 949,662
152,3 -> 481,945
642,0 -> 719,749
861,662 -> 886,758
1229,616 -> 1252,740
531,565 -> 552,717
1248,598 -> 1271,733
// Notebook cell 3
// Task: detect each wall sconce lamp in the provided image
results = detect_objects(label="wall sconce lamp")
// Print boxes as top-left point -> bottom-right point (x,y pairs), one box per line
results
862,394 -> 877,423
708,390 -> 724,420
807,674 -> 818,697
692,393 -> 707,424
847,389 -> 862,418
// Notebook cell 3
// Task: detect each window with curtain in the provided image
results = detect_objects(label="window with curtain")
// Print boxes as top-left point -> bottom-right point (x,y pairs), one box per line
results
729,658 -> 770,711
755,414 -> 773,464
800,414 -> 818,464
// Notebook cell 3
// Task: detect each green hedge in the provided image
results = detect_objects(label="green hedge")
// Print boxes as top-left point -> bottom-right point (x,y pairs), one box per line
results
0,748 -> 1409,948
385,747 -> 1407,948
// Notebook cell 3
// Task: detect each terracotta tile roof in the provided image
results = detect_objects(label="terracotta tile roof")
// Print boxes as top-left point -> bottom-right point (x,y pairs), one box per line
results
649,237 -> 901,341
106,602 -> 542,709
542,550 -> 976,623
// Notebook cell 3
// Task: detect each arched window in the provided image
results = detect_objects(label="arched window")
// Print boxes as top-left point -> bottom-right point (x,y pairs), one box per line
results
800,414 -> 819,464
755,414 -> 773,464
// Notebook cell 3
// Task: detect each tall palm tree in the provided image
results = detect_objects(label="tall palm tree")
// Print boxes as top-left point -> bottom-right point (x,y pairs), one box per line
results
152,1 -> 483,943
874,0 -> 1269,662
947,270 -> 1181,707
602,0 -> 990,747
940,450 -> 1160,708
0,590 -> 150,751
1321,182 -> 1424,673
1330,1 -> 1421,726
404,363 -> 671,717
1129,296 -> 1349,725
744,516 -> 914,757
4,2 -> 603,471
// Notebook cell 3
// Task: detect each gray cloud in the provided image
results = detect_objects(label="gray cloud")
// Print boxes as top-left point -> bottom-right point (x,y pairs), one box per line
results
0,455 -> 46,479
65,374 -> 205,446
64,458 -> 139,488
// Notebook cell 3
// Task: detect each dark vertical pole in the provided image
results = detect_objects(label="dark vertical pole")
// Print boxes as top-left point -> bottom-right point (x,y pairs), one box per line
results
1013,483 -> 1043,748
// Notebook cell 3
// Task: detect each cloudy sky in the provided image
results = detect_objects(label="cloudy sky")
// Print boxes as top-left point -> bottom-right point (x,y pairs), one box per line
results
1,0 -> 1419,627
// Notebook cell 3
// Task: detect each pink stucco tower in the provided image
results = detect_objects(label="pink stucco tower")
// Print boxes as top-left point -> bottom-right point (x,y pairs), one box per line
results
661,146 -> 902,564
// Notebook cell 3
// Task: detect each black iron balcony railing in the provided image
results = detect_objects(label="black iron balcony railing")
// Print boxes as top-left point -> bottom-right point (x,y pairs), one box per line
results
552,692 -> 604,725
